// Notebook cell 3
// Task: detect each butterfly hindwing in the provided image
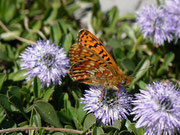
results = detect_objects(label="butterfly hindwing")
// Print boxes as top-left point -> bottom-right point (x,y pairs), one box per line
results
69,60 -> 112,86
69,43 -> 113,85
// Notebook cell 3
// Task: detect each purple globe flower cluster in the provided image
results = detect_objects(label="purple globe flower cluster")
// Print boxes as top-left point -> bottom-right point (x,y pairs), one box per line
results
81,86 -> 132,125
137,0 -> 180,45
81,81 -> 180,135
20,40 -> 69,87
132,82 -> 180,135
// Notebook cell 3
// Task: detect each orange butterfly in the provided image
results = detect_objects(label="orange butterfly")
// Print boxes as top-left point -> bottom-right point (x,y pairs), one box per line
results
69,29 -> 132,100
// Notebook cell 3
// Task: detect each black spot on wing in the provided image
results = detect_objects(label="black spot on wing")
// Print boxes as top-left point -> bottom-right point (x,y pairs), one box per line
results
84,31 -> 88,35
99,49 -> 104,54
94,43 -> 98,48
78,30 -> 85,41
99,62 -> 105,65
91,37 -> 96,41
89,43 -> 98,49
89,54 -> 94,57
106,57 -> 110,61
102,54 -> 108,58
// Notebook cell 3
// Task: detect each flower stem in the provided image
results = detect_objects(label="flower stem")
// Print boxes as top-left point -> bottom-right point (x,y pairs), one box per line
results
156,0 -> 162,6
0,127 -> 83,134
132,35 -> 143,53
0,20 -> 35,45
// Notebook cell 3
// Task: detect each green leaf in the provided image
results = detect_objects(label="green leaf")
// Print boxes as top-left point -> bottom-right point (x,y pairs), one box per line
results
66,2 -> 80,16
0,73 -> 6,91
33,76 -> 41,98
120,13 -> 135,21
157,66 -> 168,76
156,52 -> 174,76
52,132 -> 64,135
73,117 -> 82,130
0,94 -> 12,112
8,69 -> 28,81
93,127 -> 104,135
76,101 -> 87,123
114,48 -> 125,59
83,113 -> 96,131
118,130 -> 132,135
31,20 -> 42,30
121,58 -> 135,71
63,93 -> 71,110
164,52 -> 174,67
129,59 -> 150,89
31,111 -> 42,127
50,22 -> 62,44
0,106 -> 6,123
6,44 -> 15,60
9,96 -> 29,121
8,86 -> 21,100
44,9 -> 58,24
128,123 -> 144,135
0,49 -> 10,61
58,21 -> 67,34
123,24 -> 136,43
34,100 -> 62,128
62,33 -> 72,52
0,0 -> 16,22
108,39 -> 124,48
43,89 -> 54,102
112,120 -> 121,130
138,81 -> 147,90
107,7 -> 119,27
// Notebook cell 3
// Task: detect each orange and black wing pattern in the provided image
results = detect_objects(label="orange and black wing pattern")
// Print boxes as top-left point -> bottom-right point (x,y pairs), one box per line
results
76,29 -> 120,74
69,29 -> 128,86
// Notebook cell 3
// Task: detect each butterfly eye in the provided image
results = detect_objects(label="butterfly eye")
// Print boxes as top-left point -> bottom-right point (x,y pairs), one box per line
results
121,79 -> 126,85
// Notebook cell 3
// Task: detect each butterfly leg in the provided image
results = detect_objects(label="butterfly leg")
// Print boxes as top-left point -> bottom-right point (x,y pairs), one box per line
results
114,86 -> 119,103
100,86 -> 108,101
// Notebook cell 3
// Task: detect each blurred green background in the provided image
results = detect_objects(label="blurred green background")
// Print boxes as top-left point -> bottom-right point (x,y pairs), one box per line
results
0,0 -> 179,134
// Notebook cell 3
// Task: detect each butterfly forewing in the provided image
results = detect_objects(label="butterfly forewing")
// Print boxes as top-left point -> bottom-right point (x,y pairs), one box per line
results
77,29 -> 121,74
69,29 -> 132,88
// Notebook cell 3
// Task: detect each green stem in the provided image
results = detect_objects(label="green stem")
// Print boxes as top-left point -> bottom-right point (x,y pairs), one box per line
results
132,35 -> 143,53
156,0 -> 161,6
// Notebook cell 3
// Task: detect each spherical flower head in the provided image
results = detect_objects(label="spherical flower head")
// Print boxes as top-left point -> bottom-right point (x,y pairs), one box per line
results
165,0 -> 180,39
20,40 -> 70,87
81,86 -> 132,125
165,0 -> 180,16
136,5 -> 176,45
132,81 -> 180,135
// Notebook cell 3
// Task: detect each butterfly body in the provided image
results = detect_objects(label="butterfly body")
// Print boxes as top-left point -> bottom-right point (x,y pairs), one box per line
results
69,29 -> 132,95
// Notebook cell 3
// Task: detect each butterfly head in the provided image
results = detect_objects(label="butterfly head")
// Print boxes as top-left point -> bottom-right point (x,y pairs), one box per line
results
120,75 -> 132,86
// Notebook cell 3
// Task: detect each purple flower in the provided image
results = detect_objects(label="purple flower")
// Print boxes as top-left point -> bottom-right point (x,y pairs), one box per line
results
136,5 -> 176,45
132,81 -> 180,135
81,86 -> 132,125
20,40 -> 69,87
165,0 -> 180,39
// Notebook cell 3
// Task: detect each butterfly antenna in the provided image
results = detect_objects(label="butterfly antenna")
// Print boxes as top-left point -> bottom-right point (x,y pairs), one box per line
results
129,64 -> 154,78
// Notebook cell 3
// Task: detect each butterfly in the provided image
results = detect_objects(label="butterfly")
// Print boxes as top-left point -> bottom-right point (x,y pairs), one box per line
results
69,29 -> 132,100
